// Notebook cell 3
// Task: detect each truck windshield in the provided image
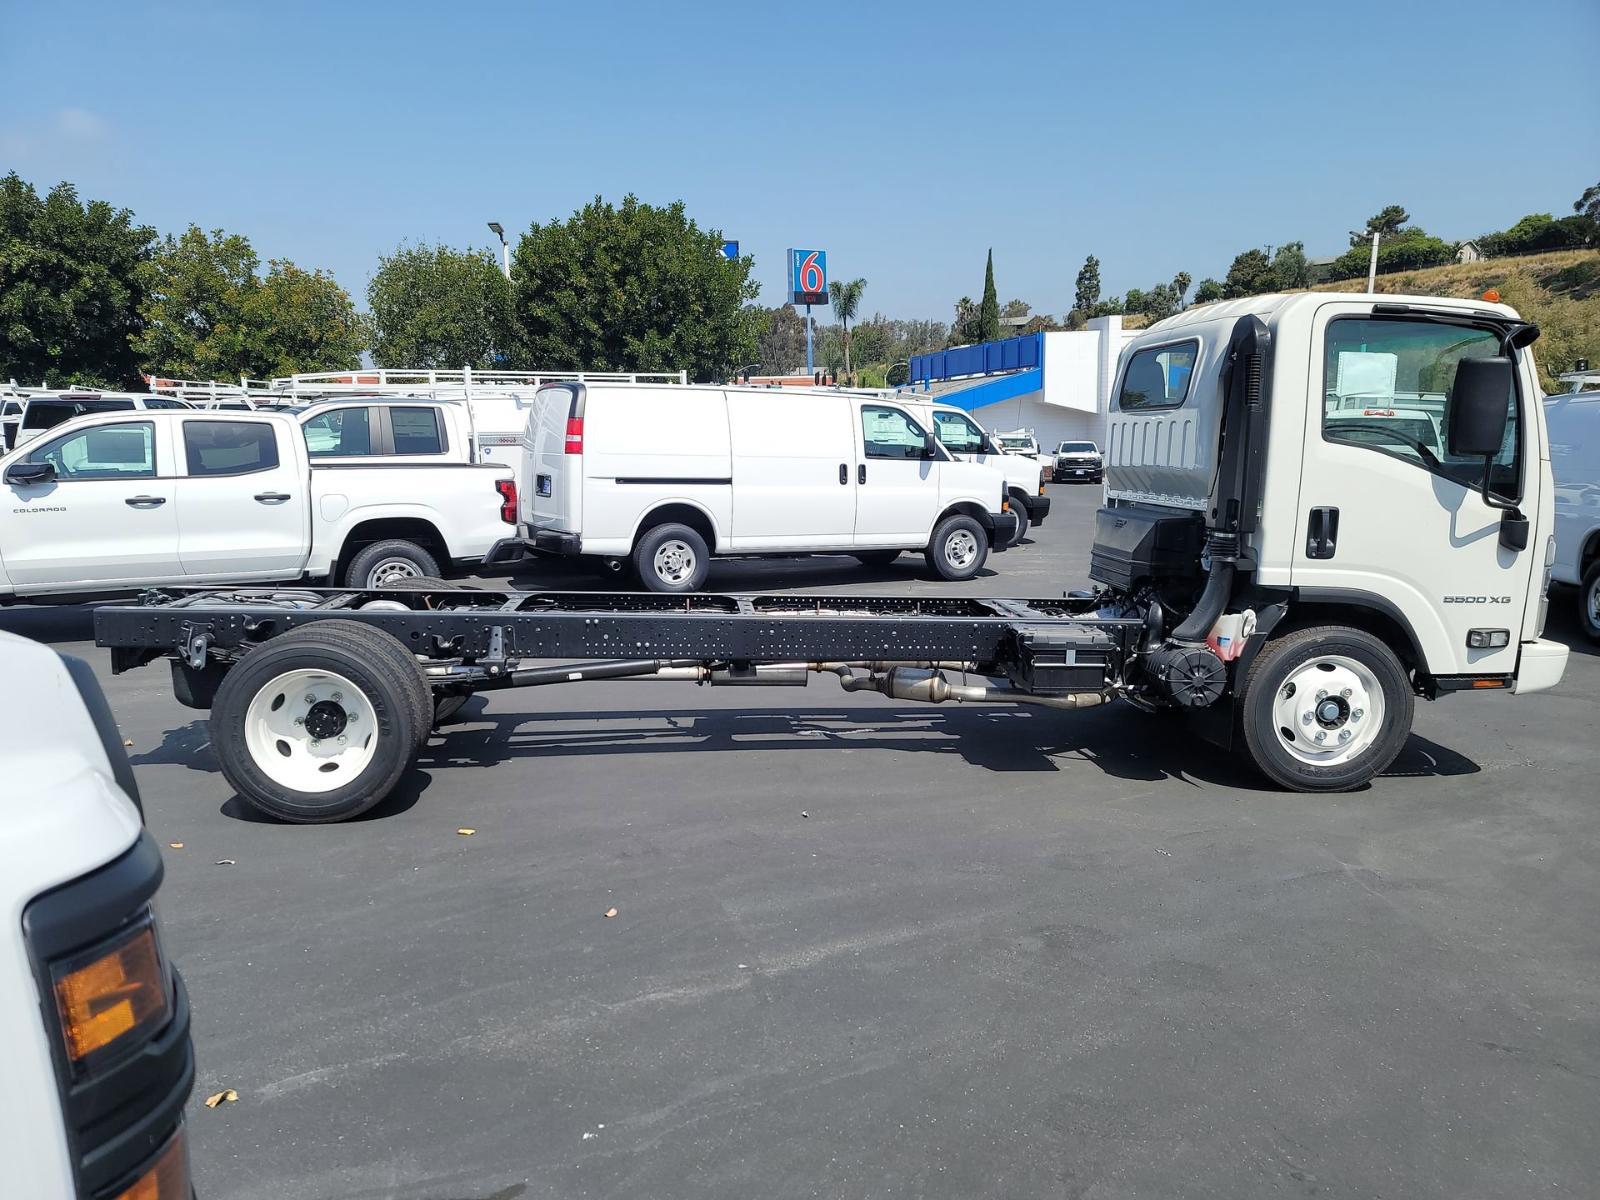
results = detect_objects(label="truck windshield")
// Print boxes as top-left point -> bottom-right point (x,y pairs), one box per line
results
997,437 -> 1032,451
1058,442 -> 1096,453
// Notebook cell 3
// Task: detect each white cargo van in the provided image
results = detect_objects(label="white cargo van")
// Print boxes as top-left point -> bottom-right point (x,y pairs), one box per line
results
1544,389 -> 1600,640
895,398 -> 1052,543
497,383 -> 1017,592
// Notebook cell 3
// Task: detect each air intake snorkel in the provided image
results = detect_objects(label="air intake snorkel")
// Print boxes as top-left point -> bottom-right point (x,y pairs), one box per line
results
1168,315 -> 1273,644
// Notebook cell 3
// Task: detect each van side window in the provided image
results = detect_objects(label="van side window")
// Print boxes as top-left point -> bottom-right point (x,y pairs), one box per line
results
932,411 -> 985,452
1118,342 -> 1197,411
183,421 -> 280,477
390,407 -> 446,455
304,407 -> 372,456
861,406 -> 928,460
1322,317 -> 1521,501
29,422 -> 156,480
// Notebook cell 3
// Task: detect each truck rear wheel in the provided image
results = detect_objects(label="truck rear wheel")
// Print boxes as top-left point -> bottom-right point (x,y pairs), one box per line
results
635,523 -> 710,593
924,514 -> 989,581
209,623 -> 430,822
1238,625 -> 1414,792
345,539 -> 441,590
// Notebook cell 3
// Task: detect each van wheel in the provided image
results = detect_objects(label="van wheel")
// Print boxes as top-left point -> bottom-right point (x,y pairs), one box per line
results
346,540 -> 441,590
1007,493 -> 1031,545
1579,562 -> 1600,644
209,623 -> 429,822
852,550 -> 900,568
924,514 -> 989,581
1238,626 -> 1414,792
635,523 -> 710,593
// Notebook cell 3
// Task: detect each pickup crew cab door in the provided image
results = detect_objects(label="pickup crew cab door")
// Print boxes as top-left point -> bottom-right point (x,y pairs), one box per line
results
1293,304 -> 1539,677
0,417 -> 181,590
726,390 -> 856,550
853,403 -> 939,546
176,417 -> 307,579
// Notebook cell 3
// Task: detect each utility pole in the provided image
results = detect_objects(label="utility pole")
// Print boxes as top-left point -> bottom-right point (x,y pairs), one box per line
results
1366,230 -> 1381,294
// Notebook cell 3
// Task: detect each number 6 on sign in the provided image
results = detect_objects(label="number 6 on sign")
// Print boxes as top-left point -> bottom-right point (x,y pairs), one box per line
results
788,248 -> 828,306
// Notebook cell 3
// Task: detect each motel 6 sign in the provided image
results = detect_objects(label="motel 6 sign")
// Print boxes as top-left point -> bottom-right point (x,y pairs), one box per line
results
788,248 -> 828,306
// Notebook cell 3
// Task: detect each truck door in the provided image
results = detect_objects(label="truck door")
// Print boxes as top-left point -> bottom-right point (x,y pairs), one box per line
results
726,390 -> 856,549
853,403 -> 938,546
0,418 -> 180,589
175,418 -> 306,579
1293,304 -> 1539,676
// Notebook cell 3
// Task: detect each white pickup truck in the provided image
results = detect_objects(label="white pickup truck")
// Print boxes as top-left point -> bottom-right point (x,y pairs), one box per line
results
0,409 -> 517,600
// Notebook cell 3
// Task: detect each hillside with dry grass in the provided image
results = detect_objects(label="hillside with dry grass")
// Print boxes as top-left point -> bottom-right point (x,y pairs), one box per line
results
1313,249 -> 1600,391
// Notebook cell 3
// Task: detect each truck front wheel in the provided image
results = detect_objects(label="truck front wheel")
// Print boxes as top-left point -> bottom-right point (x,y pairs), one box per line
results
924,514 -> 989,581
1238,626 -> 1414,792
209,623 -> 430,822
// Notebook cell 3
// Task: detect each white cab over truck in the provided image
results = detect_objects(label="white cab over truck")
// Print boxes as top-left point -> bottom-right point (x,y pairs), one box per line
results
497,382 -> 1017,591
0,631 -> 195,1197
0,409 -> 516,601
1543,389 -> 1600,641
93,292 -> 1567,822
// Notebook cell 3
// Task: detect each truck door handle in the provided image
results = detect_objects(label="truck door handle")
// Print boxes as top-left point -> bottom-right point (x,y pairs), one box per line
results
1306,506 -> 1339,559
839,463 -> 847,485
254,491 -> 291,503
858,464 -> 866,485
125,495 -> 166,508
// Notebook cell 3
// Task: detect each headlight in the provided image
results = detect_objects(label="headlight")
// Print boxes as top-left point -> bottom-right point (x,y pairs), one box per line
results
52,916 -> 170,1074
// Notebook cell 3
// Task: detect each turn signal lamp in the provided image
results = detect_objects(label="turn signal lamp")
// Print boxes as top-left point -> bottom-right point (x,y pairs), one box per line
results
1482,288 -> 1501,303
113,1126 -> 189,1200
52,920 -> 169,1071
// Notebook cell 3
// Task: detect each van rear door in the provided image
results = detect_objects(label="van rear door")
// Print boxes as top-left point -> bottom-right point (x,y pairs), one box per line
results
521,384 -> 584,534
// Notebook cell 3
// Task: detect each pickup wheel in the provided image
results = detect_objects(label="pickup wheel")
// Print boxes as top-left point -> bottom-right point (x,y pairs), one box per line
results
1579,561 -> 1600,644
345,539 -> 441,590
635,523 -> 710,593
1238,626 -> 1414,793
852,550 -> 901,568
209,623 -> 430,822
1006,492 -> 1031,545
924,513 -> 989,581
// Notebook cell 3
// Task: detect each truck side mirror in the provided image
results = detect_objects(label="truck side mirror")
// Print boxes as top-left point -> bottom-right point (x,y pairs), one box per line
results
1446,357 -> 1512,458
978,435 -> 995,454
923,432 -> 938,458
4,460 -> 54,486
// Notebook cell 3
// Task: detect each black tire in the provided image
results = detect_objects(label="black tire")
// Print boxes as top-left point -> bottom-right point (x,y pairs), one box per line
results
1238,625 -> 1414,793
298,620 -> 433,745
634,523 -> 710,593
852,550 -> 901,568
344,539 -> 441,590
1579,561 -> 1600,645
923,513 -> 989,581
209,623 -> 428,823
1007,493 -> 1031,546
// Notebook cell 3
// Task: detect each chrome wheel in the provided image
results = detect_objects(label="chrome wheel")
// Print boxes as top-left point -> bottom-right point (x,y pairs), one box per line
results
1270,654 -> 1385,767
366,557 -> 422,588
652,539 -> 697,586
243,668 -> 378,793
944,528 -> 979,569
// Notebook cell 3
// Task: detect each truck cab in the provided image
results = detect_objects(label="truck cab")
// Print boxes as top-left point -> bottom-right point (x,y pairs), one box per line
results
0,631 -> 194,1198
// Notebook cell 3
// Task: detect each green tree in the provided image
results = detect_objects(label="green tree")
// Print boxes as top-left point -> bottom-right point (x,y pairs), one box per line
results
0,173 -> 154,388
950,296 -> 981,345
1192,278 -> 1224,304
511,195 -> 757,381
847,315 -> 892,369
1477,213 -> 1596,258
368,242 -> 516,368
1001,298 -> 1030,320
828,276 -> 866,381
1349,204 -> 1411,246
1270,241 -> 1312,290
137,226 -> 361,378
1123,287 -> 1146,315
1173,271 -> 1192,306
754,304 -> 812,375
1324,231 -> 1456,280
1222,248 -> 1276,298
979,250 -> 1000,341
885,361 -> 910,387
1576,180 -> 1600,223
1073,254 -> 1101,318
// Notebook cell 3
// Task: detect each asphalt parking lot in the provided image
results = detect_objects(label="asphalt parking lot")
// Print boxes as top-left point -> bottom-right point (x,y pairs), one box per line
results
6,483 -> 1597,1200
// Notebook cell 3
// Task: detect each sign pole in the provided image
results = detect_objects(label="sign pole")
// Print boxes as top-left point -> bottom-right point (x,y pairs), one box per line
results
805,305 -> 813,375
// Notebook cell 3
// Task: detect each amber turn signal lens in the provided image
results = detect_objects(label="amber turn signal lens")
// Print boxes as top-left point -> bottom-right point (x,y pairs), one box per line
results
53,923 -> 168,1069
113,1125 -> 189,1200
1482,288 -> 1501,303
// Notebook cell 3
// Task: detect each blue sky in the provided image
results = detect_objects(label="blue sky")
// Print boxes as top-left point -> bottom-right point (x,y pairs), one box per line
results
3,0 -> 1597,322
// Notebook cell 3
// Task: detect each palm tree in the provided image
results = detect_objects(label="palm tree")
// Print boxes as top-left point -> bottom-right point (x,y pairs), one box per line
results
829,277 -> 866,383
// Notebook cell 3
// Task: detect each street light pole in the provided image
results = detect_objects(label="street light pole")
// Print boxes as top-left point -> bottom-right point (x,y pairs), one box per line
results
1366,230 -> 1381,294
487,222 -> 510,281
